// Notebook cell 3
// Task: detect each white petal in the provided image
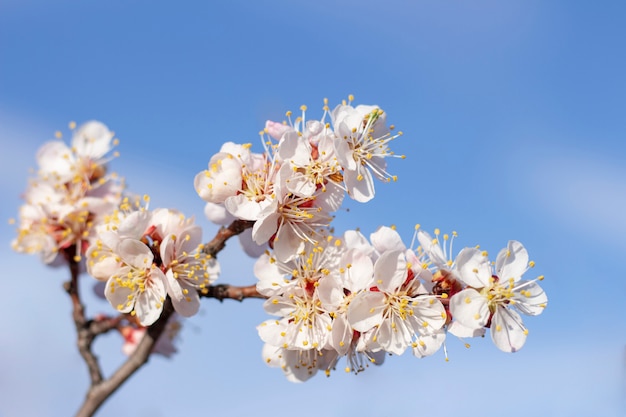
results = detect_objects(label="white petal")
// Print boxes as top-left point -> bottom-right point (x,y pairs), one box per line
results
317,275 -> 345,309
164,269 -> 184,301
455,247 -> 492,288
72,120 -> 114,158
261,342 -> 286,369
257,320 -> 288,346
512,280 -> 548,316
204,202 -> 234,225
413,329 -> 446,358
87,249 -> 119,281
118,239 -> 153,269
343,230 -> 374,257
370,226 -> 405,254
117,210 -> 151,239
378,318 -> 411,355
273,223 -> 305,263
170,282 -> 200,317
347,291 -> 385,332
263,295 -> 297,317
491,306 -> 527,353
134,269 -> 167,326
105,275 -> 134,313
177,226 -> 202,254
36,141 -> 74,181
251,212 -> 279,245
496,240 -> 528,282
373,250 -> 406,292
254,254 -> 291,297
340,248 -> 374,292
344,165 -> 375,203
412,297 -> 447,333
417,230 -> 447,267
278,131 -> 311,166
334,135 -> 356,170
449,288 -> 489,329
225,194 -> 267,221
329,314 -> 352,356
447,321 -> 486,338
238,228 -> 267,258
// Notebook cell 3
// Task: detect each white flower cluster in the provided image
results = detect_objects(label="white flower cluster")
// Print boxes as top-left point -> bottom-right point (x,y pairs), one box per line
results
191,98 -> 548,381
255,226 -> 548,382
255,227 -> 443,382
12,96 -> 549,376
12,121 -> 122,264
194,98 -> 403,262
86,203 -> 220,325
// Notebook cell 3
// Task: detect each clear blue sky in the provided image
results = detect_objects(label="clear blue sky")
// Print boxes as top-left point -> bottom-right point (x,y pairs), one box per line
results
1,1 -> 625,416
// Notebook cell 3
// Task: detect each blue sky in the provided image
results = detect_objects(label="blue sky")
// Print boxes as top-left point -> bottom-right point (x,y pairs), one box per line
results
1,1 -> 625,416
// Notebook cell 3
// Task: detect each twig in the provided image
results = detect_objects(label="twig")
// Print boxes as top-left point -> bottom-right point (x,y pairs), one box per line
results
63,248 -> 104,386
202,219 -> 254,258
75,299 -> 175,417
201,283 -> 265,301
72,218 -> 257,417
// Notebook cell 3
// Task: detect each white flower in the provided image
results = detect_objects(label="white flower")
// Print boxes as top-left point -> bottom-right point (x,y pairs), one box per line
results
347,249 -> 446,356
449,240 -> 548,352
256,240 -> 341,351
160,223 -> 219,317
104,238 -> 168,326
12,121 -> 122,264
88,204 -> 218,325
331,103 -> 403,202
277,128 -> 341,198
38,120 -> 117,186
194,151 -> 244,204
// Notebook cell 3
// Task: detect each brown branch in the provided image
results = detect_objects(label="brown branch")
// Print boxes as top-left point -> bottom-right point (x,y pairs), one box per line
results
63,249 -> 104,386
71,219 -> 256,417
90,315 -> 126,336
75,299 -> 175,417
200,283 -> 266,301
202,219 -> 254,258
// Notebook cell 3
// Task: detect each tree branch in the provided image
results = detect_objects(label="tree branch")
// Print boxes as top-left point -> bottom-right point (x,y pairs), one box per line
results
71,218 -> 257,417
75,299 -> 175,417
202,219 -> 254,258
200,283 -> 265,301
63,248 -> 104,386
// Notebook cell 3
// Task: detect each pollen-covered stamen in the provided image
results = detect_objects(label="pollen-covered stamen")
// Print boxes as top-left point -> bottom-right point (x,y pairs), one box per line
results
239,163 -> 274,202
481,276 -> 516,313
109,264 -> 162,311
343,108 -> 404,182
276,194 -> 333,244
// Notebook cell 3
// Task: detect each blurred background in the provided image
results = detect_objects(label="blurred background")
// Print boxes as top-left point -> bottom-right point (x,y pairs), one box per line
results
1,1 -> 625,416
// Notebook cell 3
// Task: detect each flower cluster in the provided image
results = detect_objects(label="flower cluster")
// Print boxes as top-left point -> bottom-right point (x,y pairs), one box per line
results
86,201 -> 219,325
11,96 -> 550,389
12,121 -> 123,264
417,228 -> 548,352
194,97 -> 403,262
255,226 -> 446,381
255,226 -> 548,381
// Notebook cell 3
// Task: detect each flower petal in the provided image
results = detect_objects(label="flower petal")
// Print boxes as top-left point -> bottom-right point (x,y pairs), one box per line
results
118,239 -> 153,269
455,247 -> 492,288
496,240 -> 528,282
413,329 -> 446,358
347,291 -> 386,332
491,306 -> 527,353
512,280 -> 548,316
373,250 -> 406,292
449,288 -> 489,329
170,282 -> 200,317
